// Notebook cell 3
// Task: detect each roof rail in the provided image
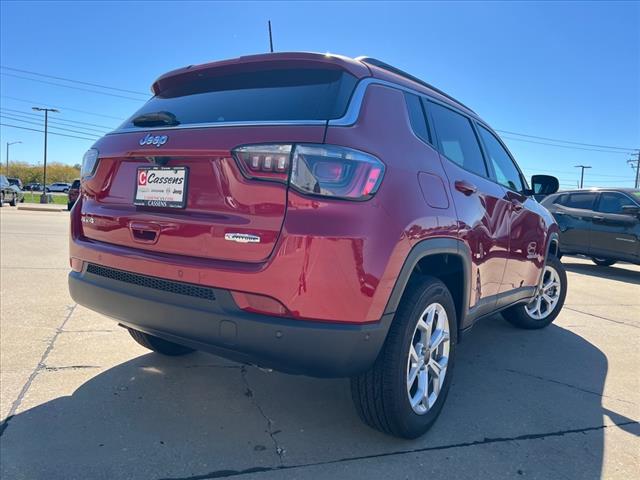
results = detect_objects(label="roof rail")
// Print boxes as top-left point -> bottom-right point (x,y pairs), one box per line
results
355,56 -> 476,114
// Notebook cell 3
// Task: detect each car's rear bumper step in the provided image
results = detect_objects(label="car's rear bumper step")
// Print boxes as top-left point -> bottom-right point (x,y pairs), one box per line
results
68,267 -> 391,377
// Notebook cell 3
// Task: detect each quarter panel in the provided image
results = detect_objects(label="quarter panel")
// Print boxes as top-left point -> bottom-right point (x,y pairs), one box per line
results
324,84 -> 460,316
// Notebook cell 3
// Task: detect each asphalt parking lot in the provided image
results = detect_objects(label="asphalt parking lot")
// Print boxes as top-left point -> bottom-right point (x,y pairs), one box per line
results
1,208 -> 638,480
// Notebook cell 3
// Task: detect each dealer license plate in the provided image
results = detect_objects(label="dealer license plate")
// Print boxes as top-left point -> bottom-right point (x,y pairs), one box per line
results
134,166 -> 188,209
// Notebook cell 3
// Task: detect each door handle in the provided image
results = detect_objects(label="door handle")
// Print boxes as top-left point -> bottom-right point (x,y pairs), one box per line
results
592,215 -> 605,222
454,180 -> 477,196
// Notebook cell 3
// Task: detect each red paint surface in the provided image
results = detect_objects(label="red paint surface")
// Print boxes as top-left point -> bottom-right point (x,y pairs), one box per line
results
70,55 -> 554,325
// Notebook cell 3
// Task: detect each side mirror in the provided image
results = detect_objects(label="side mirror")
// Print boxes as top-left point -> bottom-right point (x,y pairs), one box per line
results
621,205 -> 640,218
530,175 -> 559,198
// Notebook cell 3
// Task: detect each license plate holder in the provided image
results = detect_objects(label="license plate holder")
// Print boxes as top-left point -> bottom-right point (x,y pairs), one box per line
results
134,166 -> 188,209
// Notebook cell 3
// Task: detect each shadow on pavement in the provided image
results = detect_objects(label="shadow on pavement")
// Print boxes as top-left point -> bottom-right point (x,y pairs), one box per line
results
1,317 -> 637,480
561,260 -> 640,285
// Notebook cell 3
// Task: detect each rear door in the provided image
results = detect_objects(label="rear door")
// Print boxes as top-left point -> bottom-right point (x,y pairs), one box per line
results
590,192 -> 640,261
426,101 -> 510,316
554,192 -> 598,254
80,65 -> 359,263
475,124 -> 545,293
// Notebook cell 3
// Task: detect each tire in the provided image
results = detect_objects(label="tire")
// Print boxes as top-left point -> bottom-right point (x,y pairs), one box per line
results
9,193 -> 17,207
0,192 -> 4,207
592,257 -> 616,267
350,276 -> 457,439
502,255 -> 567,329
67,202 -> 73,211
127,328 -> 195,356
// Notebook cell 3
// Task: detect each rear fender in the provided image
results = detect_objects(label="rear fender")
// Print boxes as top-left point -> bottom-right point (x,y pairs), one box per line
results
383,237 -> 472,334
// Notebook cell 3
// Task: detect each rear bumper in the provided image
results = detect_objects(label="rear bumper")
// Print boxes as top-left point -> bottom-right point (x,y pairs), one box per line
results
68,266 -> 392,377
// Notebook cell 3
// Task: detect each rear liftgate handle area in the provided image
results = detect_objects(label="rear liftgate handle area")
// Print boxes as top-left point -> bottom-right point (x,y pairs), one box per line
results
129,221 -> 161,244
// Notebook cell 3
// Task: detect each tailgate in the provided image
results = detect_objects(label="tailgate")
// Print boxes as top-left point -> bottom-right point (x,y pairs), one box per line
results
78,56 -> 365,263
80,126 -> 325,263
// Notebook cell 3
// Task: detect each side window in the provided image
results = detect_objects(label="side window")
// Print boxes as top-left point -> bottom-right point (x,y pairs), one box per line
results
477,125 -> 524,192
597,192 -> 636,214
564,192 -> 597,209
428,101 -> 488,177
404,93 -> 431,144
552,194 -> 567,205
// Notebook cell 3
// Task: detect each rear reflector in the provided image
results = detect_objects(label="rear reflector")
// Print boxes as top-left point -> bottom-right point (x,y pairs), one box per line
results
70,257 -> 84,272
232,144 -> 385,200
231,291 -> 289,317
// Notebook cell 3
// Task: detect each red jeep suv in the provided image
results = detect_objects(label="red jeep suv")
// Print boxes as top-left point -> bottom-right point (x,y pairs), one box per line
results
69,53 -> 567,438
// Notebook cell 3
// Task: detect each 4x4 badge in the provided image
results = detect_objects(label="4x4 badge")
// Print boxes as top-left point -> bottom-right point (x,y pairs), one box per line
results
139,133 -> 168,148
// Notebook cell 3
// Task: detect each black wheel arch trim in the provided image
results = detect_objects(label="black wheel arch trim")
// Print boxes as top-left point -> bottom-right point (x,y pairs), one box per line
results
547,232 -> 560,257
383,237 -> 472,330
537,231 -> 561,286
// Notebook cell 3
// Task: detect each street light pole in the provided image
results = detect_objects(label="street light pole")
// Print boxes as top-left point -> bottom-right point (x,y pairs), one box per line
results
628,151 -> 640,189
574,165 -> 592,189
32,107 -> 59,203
5,141 -> 22,175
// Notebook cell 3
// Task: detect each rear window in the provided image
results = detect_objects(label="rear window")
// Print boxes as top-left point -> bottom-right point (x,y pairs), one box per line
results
552,194 -> 567,205
404,93 -> 431,144
428,101 -> 488,177
119,68 -> 358,129
564,192 -> 597,209
596,192 -> 636,213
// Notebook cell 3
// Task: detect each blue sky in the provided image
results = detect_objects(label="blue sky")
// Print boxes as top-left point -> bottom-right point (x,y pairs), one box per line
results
1,0 -> 638,188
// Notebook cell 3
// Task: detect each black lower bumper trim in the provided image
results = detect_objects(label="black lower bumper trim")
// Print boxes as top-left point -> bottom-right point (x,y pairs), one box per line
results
68,269 -> 391,377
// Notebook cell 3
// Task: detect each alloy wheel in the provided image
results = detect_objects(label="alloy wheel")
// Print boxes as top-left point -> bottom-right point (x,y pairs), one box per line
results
525,265 -> 562,320
406,302 -> 450,415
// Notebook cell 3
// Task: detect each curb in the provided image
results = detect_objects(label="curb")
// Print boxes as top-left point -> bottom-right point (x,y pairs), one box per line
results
16,205 -> 67,212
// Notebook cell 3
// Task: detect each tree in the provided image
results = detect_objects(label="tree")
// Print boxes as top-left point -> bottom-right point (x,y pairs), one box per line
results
8,162 -> 80,184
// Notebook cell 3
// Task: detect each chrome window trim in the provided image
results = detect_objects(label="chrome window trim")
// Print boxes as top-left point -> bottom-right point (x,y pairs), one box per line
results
108,119 -> 328,135
328,78 -> 477,127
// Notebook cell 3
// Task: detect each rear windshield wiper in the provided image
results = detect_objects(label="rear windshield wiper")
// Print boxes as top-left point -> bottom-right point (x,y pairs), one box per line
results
132,111 -> 180,127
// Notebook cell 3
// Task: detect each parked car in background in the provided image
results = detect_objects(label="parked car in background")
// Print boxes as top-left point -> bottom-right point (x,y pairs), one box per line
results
541,188 -> 640,266
0,175 -> 23,206
69,52 -> 567,439
24,182 -> 43,192
67,179 -> 80,210
7,177 -> 23,190
47,182 -> 71,193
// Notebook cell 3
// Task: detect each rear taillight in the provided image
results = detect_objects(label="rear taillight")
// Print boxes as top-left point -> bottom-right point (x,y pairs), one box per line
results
80,148 -> 99,179
233,145 -> 292,182
232,144 -> 385,201
291,145 -> 384,200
